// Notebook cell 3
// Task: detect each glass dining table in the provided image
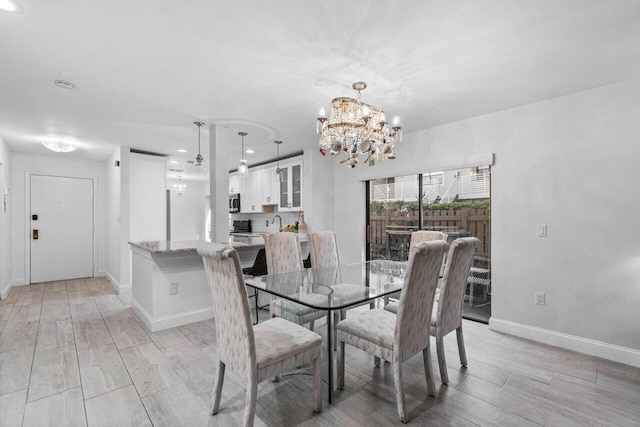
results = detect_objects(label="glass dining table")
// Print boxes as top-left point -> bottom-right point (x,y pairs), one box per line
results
246,259 -> 408,403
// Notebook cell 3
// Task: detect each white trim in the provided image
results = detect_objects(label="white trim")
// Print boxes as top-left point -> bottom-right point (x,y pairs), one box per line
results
0,278 -> 27,299
490,317 -> 640,368
102,269 -> 131,294
0,282 -> 12,299
130,297 -> 214,332
24,171 -> 99,284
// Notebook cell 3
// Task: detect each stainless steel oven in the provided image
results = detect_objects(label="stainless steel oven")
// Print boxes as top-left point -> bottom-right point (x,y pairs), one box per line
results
229,193 -> 240,213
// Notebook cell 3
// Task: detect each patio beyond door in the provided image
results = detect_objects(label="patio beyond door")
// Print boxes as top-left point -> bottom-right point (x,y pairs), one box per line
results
366,167 -> 491,323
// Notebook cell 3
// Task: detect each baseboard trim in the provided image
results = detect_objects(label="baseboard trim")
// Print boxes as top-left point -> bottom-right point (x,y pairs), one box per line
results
102,270 -> 131,294
490,317 -> 640,368
0,282 -> 11,299
130,297 -> 214,333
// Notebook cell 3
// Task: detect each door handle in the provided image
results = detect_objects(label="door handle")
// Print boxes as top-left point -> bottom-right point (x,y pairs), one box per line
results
33,229 -> 38,240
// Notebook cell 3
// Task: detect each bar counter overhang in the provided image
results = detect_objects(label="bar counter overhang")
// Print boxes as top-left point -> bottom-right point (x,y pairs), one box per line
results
128,236 -> 308,332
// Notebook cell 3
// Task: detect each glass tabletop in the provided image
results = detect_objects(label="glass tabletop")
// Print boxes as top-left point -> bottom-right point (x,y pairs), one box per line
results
246,260 -> 408,310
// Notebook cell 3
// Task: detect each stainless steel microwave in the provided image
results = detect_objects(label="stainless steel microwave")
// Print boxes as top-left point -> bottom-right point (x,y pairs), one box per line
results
229,193 -> 240,213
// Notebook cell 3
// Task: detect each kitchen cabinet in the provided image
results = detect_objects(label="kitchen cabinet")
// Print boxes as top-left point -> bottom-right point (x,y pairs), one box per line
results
261,167 -> 280,205
240,170 -> 262,213
229,174 -> 240,194
279,160 -> 303,211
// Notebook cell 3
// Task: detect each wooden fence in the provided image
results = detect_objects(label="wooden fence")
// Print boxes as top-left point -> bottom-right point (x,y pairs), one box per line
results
369,208 -> 491,261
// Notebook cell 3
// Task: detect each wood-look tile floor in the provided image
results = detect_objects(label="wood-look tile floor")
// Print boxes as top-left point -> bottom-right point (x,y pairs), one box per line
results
1,278 -> 639,426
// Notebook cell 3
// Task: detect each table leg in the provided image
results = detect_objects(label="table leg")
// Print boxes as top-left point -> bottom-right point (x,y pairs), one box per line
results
327,309 -> 333,404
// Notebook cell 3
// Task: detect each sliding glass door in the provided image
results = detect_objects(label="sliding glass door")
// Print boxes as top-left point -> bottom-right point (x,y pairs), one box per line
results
367,166 -> 492,323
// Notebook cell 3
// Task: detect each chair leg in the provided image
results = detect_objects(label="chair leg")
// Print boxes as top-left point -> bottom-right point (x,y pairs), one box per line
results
436,334 -> 449,384
333,312 -> 340,351
456,326 -> 467,367
211,361 -> 225,415
254,289 -> 259,325
243,376 -> 258,427
422,347 -> 436,396
338,341 -> 345,389
312,355 -> 322,412
393,358 -> 408,423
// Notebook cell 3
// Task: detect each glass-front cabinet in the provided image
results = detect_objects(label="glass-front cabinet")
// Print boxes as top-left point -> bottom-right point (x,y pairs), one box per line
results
279,160 -> 303,211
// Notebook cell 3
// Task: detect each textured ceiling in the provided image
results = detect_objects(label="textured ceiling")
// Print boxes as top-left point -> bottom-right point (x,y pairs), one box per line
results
1,0 -> 639,175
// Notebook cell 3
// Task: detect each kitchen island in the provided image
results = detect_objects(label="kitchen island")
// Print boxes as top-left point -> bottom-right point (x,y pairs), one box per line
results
129,236 -> 307,332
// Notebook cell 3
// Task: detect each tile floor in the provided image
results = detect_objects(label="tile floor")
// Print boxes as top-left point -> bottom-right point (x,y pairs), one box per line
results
1,277 -> 639,426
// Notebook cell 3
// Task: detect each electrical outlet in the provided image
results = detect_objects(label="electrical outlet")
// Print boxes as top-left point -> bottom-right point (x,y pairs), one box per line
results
170,282 -> 179,295
535,292 -> 545,305
536,224 -> 547,237
266,220 -> 269,227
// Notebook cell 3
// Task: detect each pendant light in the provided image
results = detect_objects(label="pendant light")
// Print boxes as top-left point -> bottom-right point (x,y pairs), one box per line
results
238,131 -> 249,177
193,121 -> 206,173
274,140 -> 283,183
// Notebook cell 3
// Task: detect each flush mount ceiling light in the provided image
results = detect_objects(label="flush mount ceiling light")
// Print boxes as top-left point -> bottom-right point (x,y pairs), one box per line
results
54,79 -> 76,91
42,141 -> 77,153
192,121 -> 206,173
237,132 -> 249,177
317,81 -> 402,168
0,0 -> 23,13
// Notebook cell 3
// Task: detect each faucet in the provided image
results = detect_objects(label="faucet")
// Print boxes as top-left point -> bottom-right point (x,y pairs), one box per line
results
271,215 -> 283,232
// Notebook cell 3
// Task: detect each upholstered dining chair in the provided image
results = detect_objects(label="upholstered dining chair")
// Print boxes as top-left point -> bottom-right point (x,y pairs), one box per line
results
410,230 -> 449,247
264,232 -> 329,331
336,240 -> 449,423
384,230 -> 449,305
197,243 -> 322,427
308,231 -> 369,315
385,237 -> 479,385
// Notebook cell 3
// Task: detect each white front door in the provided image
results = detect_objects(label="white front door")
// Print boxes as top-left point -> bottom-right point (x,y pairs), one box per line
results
30,175 -> 94,283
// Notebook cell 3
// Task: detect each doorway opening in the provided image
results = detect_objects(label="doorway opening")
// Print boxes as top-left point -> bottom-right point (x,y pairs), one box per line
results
367,166 -> 491,323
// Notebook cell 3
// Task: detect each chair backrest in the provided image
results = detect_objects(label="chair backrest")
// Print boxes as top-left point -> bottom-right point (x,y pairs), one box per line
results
436,237 -> 480,335
197,243 -> 256,376
395,240 -> 449,363
264,232 -> 304,275
308,231 -> 340,268
243,248 -> 267,276
409,230 -> 448,249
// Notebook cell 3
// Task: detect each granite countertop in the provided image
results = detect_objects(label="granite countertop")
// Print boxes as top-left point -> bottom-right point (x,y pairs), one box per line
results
129,237 -> 265,254
130,233 -> 308,254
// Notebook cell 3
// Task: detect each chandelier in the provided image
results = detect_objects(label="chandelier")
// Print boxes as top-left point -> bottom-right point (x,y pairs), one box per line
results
173,176 -> 187,196
317,81 -> 402,168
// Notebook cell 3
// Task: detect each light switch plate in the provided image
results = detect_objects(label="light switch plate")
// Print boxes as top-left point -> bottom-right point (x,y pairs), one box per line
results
536,224 -> 547,237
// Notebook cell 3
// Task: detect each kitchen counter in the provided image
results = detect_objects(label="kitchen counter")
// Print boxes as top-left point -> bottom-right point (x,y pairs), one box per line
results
130,233 -> 307,254
128,236 -> 308,332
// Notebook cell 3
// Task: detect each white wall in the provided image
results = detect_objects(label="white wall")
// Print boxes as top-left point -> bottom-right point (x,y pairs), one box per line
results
105,148 -> 122,288
129,153 -> 166,242
0,137 -> 12,297
10,152 -> 107,285
328,79 -> 640,366
167,178 -> 207,241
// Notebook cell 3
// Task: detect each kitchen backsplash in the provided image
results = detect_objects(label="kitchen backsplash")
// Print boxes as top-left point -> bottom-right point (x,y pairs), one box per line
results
230,211 -> 306,234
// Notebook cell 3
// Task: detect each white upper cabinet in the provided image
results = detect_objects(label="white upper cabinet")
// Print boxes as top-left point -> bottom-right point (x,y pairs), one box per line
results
229,156 -> 303,214
229,174 -> 240,194
278,159 -> 303,212
240,170 -> 262,213
261,167 -> 280,205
